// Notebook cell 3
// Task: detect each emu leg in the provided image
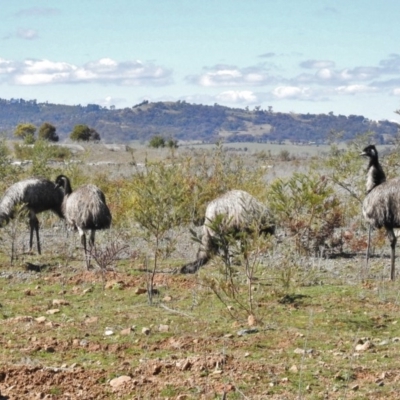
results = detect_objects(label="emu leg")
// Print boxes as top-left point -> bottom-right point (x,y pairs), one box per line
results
88,230 -> 95,268
29,216 -> 41,255
78,228 -> 89,270
387,229 -> 397,281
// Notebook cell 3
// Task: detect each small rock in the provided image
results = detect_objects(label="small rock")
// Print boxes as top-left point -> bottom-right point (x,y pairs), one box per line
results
120,328 -> 133,335
46,309 -> 60,315
109,375 -> 132,388
142,327 -> 151,335
85,316 -> 98,324
35,316 -> 47,323
159,324 -> 169,332
355,340 -> 373,351
105,329 -> 114,336
294,348 -> 306,354
392,337 -> 400,342
82,288 -> 93,295
289,365 -> 298,373
135,287 -> 147,295
351,384 -> 359,391
248,314 -> 256,326
152,365 -> 162,375
52,299 -> 70,306
163,295 -> 172,302
237,328 -> 258,336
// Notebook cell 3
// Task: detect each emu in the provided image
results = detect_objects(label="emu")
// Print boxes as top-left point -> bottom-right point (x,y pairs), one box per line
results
55,175 -> 112,269
180,190 -> 275,274
0,178 -> 64,254
361,144 -> 400,280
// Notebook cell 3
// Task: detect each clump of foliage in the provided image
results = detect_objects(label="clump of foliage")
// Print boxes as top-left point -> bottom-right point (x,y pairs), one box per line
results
14,123 -> 36,144
268,172 -> 344,255
70,124 -> 100,142
148,135 -> 178,149
38,122 -> 59,142
129,160 -> 194,304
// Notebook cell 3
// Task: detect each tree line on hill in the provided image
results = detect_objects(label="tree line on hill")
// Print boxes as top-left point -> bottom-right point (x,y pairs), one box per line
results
0,98 -> 397,144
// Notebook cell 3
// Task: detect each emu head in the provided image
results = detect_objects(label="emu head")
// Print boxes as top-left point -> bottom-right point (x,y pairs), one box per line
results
360,145 -> 378,160
54,175 -> 72,195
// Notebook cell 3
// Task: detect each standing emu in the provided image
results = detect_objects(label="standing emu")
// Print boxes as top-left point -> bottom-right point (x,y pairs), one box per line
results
0,178 -> 64,254
55,175 -> 112,269
361,144 -> 400,280
180,190 -> 275,274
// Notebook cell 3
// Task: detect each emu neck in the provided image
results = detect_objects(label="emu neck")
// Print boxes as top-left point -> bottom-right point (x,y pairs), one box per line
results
366,157 -> 386,193
62,178 -> 73,196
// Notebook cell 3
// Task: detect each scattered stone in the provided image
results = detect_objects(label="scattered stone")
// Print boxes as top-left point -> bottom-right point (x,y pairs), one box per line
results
355,340 -> 373,352
294,348 -> 306,355
85,316 -> 98,324
224,333 -> 234,338
142,327 -> 151,335
120,327 -> 133,335
159,324 -> 169,332
392,337 -> 400,342
152,365 -> 162,375
248,314 -> 256,326
82,288 -> 93,295
105,329 -> 114,336
176,360 -> 191,371
46,309 -> 60,315
109,375 -> 132,388
289,365 -> 298,373
237,328 -> 258,336
52,299 -> 70,306
135,287 -> 147,295
163,295 -> 172,302
351,384 -> 359,391
35,316 -> 47,324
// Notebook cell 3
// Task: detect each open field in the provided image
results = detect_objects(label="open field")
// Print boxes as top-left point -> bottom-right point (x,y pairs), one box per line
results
1,141 -> 400,399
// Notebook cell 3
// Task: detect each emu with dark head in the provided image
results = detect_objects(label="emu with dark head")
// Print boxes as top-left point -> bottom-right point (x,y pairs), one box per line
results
361,144 -> 400,280
55,175 -> 112,269
180,190 -> 275,274
0,178 -> 64,254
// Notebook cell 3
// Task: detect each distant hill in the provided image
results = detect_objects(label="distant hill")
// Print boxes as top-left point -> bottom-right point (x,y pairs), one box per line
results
0,98 -> 397,144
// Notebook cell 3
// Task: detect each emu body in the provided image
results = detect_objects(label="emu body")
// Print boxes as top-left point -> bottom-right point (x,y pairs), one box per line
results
361,145 -> 400,280
181,190 -> 275,273
0,178 -> 64,254
55,175 -> 112,269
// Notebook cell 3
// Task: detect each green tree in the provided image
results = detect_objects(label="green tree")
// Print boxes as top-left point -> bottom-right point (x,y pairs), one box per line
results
14,123 -> 36,142
38,122 -> 59,142
70,125 -> 100,142
148,135 -> 165,148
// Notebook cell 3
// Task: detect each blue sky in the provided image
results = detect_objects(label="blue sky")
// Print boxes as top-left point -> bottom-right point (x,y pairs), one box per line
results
2,1 -> 400,122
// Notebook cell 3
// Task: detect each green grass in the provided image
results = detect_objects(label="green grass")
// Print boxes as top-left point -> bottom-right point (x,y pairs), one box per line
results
1,254 -> 400,398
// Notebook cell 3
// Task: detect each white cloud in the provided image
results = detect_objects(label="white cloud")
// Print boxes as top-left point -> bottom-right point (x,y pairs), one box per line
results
300,60 -> 335,69
335,85 -> 376,94
16,29 -> 38,40
272,86 -> 311,99
188,64 -> 275,87
216,90 -> 258,104
0,57 -> 172,86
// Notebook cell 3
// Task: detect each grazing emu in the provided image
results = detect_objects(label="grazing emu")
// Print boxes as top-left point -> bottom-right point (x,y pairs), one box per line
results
0,178 -> 64,254
55,175 -> 112,269
361,144 -> 400,280
180,190 -> 275,274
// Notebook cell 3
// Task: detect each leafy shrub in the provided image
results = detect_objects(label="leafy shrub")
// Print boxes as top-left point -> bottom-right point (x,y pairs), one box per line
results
268,172 -> 344,255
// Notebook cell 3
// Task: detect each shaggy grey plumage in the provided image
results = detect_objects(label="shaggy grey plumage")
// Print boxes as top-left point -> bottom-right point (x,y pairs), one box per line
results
55,174 -> 112,269
180,190 -> 275,273
0,178 -> 64,254
361,144 -> 400,280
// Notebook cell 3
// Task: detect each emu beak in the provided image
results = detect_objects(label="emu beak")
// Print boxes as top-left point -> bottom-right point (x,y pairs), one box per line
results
360,151 -> 367,157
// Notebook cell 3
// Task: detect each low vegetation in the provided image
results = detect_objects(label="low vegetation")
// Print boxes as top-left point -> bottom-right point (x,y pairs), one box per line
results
0,134 -> 400,398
